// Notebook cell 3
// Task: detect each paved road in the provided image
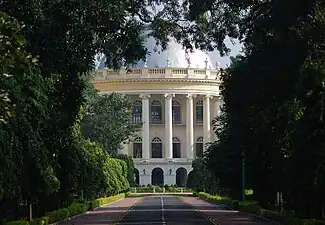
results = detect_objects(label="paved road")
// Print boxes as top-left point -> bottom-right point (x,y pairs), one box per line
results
64,196 -> 273,225
117,195 -> 216,225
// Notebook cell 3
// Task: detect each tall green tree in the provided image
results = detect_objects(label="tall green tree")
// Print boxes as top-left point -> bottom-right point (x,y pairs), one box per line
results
202,0 -> 325,219
0,12 -> 59,221
82,86 -> 139,156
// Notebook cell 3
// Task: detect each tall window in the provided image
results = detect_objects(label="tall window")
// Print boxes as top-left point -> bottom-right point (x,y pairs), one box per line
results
132,100 -> 142,124
195,136 -> 204,157
151,100 -> 162,124
172,100 -> 181,124
196,100 -> 203,123
133,137 -> 142,158
151,137 -> 163,158
173,137 -> 181,158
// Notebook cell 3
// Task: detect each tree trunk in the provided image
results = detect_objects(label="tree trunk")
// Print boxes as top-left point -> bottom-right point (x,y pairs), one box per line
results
27,196 -> 32,221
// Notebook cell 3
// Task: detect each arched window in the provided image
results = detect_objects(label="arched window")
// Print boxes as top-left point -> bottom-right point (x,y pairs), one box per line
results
195,136 -> 203,157
132,100 -> 142,124
173,137 -> 181,158
196,100 -> 203,123
151,100 -> 163,124
172,100 -> 181,124
151,137 -> 163,158
133,137 -> 142,158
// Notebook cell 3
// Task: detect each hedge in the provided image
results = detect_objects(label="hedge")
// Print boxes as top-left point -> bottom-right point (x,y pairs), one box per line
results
198,192 -> 325,225
6,221 -> 30,225
6,193 -> 125,225
130,185 -> 192,193
90,193 -> 125,210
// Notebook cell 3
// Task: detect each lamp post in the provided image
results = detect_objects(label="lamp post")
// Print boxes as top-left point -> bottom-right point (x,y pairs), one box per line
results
241,151 -> 246,201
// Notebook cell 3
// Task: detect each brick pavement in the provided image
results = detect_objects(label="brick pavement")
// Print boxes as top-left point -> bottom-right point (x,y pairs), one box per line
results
180,197 -> 275,225
63,197 -> 139,225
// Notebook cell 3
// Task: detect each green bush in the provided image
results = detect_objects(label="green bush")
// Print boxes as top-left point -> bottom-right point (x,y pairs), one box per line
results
238,201 -> 261,214
6,221 -> 29,225
68,203 -> 88,217
232,200 -> 239,209
45,208 -> 69,224
90,193 -> 125,210
198,192 -> 233,206
29,216 -> 49,225
259,209 -> 325,225
40,216 -> 49,225
199,192 -> 325,225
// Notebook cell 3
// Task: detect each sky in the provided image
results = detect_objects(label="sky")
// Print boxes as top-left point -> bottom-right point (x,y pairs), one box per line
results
95,37 -> 244,70
207,37 -> 244,68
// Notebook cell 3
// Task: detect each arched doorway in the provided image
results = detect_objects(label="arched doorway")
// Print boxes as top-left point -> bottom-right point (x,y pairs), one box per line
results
134,168 -> 140,186
176,167 -> 188,187
151,168 -> 164,185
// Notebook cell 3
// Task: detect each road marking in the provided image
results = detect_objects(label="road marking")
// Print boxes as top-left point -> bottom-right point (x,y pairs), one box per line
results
177,197 -> 221,225
110,198 -> 143,225
160,196 -> 166,225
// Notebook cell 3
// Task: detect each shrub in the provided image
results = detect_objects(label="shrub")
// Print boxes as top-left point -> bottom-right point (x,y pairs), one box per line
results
199,192 -> 325,225
90,193 -> 125,210
45,208 -> 69,224
68,203 -> 88,217
238,201 -> 261,214
29,218 -> 45,225
6,221 -> 29,225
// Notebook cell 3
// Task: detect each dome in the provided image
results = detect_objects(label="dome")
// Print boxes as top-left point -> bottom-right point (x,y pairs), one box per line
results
95,37 -> 215,70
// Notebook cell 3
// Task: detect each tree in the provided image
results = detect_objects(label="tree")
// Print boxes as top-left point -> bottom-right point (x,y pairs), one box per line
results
115,154 -> 136,187
82,85 -> 139,156
0,12 -> 60,221
187,158 -> 218,194
202,0 -> 325,219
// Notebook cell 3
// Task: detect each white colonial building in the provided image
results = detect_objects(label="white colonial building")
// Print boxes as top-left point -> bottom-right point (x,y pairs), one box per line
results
93,38 -> 222,187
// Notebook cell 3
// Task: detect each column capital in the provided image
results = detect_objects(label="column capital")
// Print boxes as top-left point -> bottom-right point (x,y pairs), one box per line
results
139,93 -> 151,99
212,95 -> 222,100
204,94 -> 213,100
186,94 -> 197,100
164,93 -> 175,100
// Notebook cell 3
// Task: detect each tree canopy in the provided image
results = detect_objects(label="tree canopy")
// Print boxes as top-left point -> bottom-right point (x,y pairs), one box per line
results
81,87 -> 139,156
203,0 -> 325,220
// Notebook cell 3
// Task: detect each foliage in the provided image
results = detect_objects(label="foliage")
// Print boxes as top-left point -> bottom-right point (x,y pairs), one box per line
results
186,158 -> 218,194
6,221 -> 29,225
200,0 -> 325,220
115,154 -> 136,187
89,193 -> 125,210
82,86 -> 139,156
199,192 -> 325,225
0,13 -> 60,222
1,0 -> 240,222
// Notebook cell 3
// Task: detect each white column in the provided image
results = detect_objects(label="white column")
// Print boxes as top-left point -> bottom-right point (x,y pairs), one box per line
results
140,94 -> 150,159
164,93 -> 174,159
186,94 -> 195,159
203,95 -> 212,149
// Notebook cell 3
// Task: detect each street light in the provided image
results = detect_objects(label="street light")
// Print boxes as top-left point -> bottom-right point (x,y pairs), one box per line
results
241,151 -> 246,201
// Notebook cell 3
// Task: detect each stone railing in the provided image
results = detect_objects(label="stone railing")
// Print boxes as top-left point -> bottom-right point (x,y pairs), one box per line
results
92,68 -> 220,81
133,158 -> 193,165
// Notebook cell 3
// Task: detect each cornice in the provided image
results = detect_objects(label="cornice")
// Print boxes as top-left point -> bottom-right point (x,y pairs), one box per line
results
92,78 -> 220,85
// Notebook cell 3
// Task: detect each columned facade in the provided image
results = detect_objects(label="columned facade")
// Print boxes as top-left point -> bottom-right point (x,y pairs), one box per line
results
132,93 -> 220,159
127,92 -> 223,185
93,65 -> 221,186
